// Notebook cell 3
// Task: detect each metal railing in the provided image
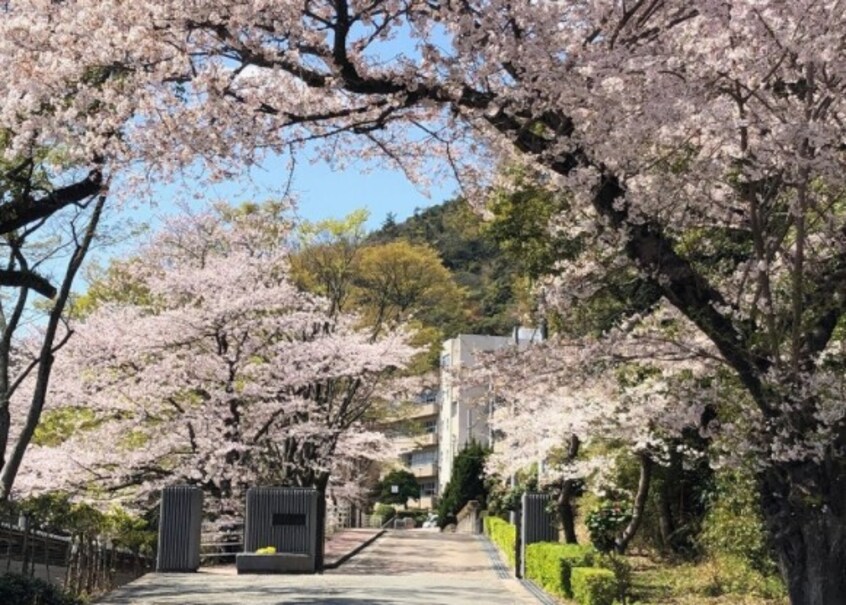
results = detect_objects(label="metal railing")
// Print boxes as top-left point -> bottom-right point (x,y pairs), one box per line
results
199,522 -> 244,562
0,518 -> 153,596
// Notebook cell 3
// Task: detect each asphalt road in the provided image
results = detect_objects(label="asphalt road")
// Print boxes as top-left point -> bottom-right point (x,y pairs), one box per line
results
95,530 -> 541,604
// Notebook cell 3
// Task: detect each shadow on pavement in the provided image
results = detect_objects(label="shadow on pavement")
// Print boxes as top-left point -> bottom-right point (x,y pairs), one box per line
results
334,531 -> 490,575
100,581 -> 517,605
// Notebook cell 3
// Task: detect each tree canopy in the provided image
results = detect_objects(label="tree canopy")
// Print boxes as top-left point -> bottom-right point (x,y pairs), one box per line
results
2,2 -> 846,599
17,203 -> 416,516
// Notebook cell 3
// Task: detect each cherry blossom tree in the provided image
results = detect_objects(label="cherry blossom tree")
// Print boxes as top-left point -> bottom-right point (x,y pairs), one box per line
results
17,204 -> 416,522
3,1 -> 846,600
470,306 -> 712,550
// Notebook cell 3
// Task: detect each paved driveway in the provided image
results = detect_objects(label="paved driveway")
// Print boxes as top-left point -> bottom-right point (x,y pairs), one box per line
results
96,530 -> 541,604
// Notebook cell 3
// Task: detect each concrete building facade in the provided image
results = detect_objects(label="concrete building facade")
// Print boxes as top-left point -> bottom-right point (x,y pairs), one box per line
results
383,388 -> 440,509
437,328 -> 543,493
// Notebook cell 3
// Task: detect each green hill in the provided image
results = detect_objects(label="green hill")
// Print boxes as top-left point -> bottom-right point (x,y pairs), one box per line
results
370,198 -> 524,337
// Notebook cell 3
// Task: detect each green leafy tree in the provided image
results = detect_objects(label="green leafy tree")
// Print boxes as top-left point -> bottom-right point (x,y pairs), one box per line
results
376,468 -> 420,505
485,170 -> 574,282
370,198 -> 521,336
353,240 -> 467,338
292,210 -> 467,370
289,209 -> 369,316
437,441 -> 489,528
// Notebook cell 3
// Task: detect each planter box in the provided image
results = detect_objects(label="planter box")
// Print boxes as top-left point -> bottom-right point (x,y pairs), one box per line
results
236,552 -> 314,574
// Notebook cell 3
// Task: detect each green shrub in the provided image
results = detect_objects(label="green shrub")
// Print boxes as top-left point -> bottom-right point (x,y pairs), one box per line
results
706,554 -> 786,599
374,503 -> 396,523
595,552 -> 632,603
571,567 -> 618,605
483,515 -> 516,567
395,510 -> 428,526
0,573 -> 83,605
699,470 -> 778,575
524,542 -> 594,598
437,441 -> 489,527
585,489 -> 632,553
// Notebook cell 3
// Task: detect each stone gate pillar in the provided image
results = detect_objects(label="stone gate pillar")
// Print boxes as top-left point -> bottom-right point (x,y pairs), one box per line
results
156,486 -> 203,572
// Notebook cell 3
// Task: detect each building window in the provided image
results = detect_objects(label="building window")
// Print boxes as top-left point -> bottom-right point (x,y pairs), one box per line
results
410,450 -> 436,466
418,389 -> 438,404
419,481 -> 437,497
423,419 -> 437,434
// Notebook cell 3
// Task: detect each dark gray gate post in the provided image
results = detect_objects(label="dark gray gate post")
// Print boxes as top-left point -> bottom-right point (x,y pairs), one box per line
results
520,492 -> 558,578
514,506 -> 522,578
237,487 -> 321,574
156,486 -> 203,572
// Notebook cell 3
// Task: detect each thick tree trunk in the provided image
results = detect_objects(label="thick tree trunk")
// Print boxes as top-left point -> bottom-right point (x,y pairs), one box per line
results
656,479 -> 676,552
615,454 -> 652,554
760,460 -> 846,605
557,482 -> 578,544
557,434 -> 580,544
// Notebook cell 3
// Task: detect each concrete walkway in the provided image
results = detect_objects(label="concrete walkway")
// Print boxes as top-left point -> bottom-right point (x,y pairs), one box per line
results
325,528 -> 384,568
96,530 -> 542,604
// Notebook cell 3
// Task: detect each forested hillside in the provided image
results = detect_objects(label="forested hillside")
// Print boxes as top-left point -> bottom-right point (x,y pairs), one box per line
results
370,199 -> 524,337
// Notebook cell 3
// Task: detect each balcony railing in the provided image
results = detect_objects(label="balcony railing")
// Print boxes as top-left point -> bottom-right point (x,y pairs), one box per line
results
414,432 -> 437,447
409,463 -> 437,478
382,402 -> 438,424
406,402 -> 437,419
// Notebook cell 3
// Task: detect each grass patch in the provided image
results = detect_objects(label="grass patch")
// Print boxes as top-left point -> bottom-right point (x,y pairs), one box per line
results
628,555 -> 787,604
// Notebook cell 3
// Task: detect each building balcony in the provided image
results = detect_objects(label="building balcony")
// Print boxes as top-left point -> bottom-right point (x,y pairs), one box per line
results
414,432 -> 437,447
392,434 -> 437,453
382,402 -> 438,425
396,495 -> 436,511
409,463 -> 437,478
405,402 -> 437,420
415,495 -> 435,510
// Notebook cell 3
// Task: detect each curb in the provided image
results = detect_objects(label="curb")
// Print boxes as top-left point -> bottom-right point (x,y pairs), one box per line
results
520,578 -> 559,605
477,535 -> 558,605
323,530 -> 386,570
477,534 -> 511,579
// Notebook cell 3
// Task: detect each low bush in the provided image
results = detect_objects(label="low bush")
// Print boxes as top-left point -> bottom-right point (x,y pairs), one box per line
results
699,470 -> 779,576
374,503 -> 396,523
595,552 -> 632,603
395,510 -> 429,526
585,490 -> 632,554
0,573 -> 83,605
571,567 -> 618,605
483,515 -> 516,567
704,554 -> 786,599
524,542 -> 594,598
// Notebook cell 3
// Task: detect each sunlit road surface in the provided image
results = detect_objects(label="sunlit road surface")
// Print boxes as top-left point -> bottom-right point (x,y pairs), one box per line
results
96,530 -> 541,604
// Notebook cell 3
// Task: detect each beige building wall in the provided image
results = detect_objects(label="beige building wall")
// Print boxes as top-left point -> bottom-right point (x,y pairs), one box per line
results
438,328 -> 544,493
383,388 -> 440,509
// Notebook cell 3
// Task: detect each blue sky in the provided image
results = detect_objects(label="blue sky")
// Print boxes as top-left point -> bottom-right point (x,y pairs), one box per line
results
93,150 -> 459,272
169,24 -> 459,230
99,23 -> 461,261
255,155 -> 457,230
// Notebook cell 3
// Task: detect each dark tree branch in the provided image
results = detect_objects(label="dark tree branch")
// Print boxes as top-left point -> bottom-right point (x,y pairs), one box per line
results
0,269 -> 56,299
0,169 -> 102,235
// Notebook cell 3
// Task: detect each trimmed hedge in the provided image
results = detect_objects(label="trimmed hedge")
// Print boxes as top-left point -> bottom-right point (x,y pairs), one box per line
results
525,542 -> 594,598
571,567 -> 618,605
483,515 -> 516,567
0,573 -> 83,605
